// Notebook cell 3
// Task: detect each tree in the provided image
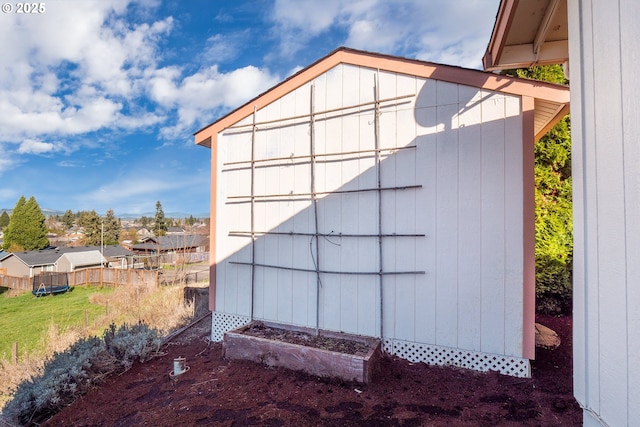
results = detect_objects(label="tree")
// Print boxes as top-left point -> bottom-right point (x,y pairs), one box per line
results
3,196 -> 49,251
504,65 -> 573,313
121,227 -> 139,245
78,210 -> 101,246
46,215 -> 58,231
153,201 -> 167,237
140,216 -> 150,228
102,209 -> 121,245
0,211 -> 9,229
62,210 -> 75,230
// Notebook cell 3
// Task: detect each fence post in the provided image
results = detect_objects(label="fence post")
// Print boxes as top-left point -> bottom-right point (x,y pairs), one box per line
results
84,308 -> 89,328
12,342 -> 18,364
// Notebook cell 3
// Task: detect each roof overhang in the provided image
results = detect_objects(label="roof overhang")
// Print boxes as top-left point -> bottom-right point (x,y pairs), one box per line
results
483,0 -> 569,71
195,47 -> 569,148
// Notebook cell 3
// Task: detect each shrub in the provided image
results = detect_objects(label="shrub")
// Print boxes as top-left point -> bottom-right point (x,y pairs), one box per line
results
2,323 -> 161,425
2,336 -> 107,425
536,255 -> 572,314
103,322 -> 162,370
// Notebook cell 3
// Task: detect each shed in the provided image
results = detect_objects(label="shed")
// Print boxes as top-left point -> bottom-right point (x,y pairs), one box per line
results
58,250 -> 107,271
195,47 -> 569,377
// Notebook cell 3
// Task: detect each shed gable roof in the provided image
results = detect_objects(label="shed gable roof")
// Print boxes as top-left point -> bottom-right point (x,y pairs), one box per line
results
195,47 -> 569,147
133,234 -> 207,251
62,251 -> 107,268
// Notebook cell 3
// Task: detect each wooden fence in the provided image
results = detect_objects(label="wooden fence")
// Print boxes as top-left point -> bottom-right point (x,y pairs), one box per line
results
0,267 -> 159,292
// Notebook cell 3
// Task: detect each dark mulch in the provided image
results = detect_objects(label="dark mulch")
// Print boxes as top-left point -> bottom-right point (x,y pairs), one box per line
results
43,313 -> 581,426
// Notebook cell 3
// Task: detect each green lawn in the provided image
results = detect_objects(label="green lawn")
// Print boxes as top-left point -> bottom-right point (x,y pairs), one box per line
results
0,286 -> 114,359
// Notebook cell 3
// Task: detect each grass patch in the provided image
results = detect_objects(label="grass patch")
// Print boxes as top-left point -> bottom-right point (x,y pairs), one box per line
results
0,286 -> 114,359
0,282 -> 197,412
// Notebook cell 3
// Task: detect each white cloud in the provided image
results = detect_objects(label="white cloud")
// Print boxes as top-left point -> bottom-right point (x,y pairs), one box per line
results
0,0 -> 174,145
203,32 -> 250,65
179,65 -> 279,117
152,64 -> 280,140
18,139 -> 68,155
0,146 -> 20,175
269,0 -> 497,69
75,169 -> 208,214
272,0 -> 345,33
57,160 -> 85,168
0,188 -> 18,200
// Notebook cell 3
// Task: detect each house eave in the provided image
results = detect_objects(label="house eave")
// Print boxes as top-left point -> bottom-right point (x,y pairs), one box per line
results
483,0 -> 569,72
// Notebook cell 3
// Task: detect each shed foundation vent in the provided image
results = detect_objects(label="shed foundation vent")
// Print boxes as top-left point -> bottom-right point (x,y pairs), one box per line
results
211,312 -> 250,342
383,339 -> 531,378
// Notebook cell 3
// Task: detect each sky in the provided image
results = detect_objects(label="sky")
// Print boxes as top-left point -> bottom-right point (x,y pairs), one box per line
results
0,0 -> 500,218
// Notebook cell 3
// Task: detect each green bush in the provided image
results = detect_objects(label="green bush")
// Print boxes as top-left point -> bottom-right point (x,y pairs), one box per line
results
504,66 -> 574,315
534,115 -> 573,314
2,323 -> 161,425
535,255 -> 572,314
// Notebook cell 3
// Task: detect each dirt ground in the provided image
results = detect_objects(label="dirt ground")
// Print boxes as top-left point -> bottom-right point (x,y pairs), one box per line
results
43,314 -> 581,426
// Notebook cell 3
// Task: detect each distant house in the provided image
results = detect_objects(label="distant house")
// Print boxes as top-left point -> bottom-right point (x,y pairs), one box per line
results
66,227 -> 84,242
0,245 -> 134,277
166,227 -> 185,235
131,234 -> 207,255
136,227 -> 153,239
100,245 -> 136,268
0,250 -> 8,275
0,249 -> 73,278
58,250 -> 105,271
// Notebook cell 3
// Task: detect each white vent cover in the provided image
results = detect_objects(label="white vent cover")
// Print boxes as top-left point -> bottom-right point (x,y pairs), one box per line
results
211,312 -> 250,342
383,338 -> 531,378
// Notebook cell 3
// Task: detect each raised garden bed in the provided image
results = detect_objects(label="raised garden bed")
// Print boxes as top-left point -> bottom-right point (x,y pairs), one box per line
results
223,321 -> 381,383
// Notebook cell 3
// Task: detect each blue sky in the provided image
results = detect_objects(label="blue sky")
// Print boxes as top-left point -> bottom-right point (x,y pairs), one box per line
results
0,0 -> 500,217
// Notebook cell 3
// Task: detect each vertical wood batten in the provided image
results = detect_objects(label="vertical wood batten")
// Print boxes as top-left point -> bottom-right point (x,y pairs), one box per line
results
250,107 -> 257,321
434,96 -> 459,348
414,85 -> 438,344
591,0 -> 627,424
209,134 -> 217,311
457,85 -> 483,351
620,0 -> 640,424
480,92 -> 507,355
374,71 -> 384,339
506,94 -> 529,358
567,0 -> 588,408
309,84 -> 321,332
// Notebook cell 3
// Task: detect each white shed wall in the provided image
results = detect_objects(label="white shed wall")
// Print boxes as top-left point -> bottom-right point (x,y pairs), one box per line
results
569,0 -> 640,425
214,63 -> 530,370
